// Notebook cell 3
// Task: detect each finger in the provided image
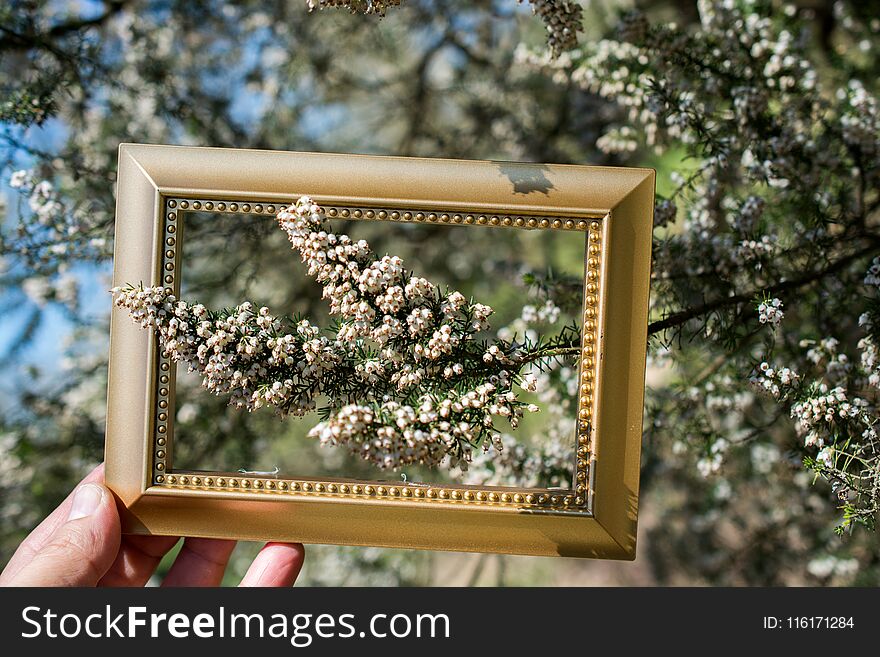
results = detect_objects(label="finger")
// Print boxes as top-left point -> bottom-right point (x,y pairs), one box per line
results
0,463 -> 105,583
238,543 -> 305,587
97,534 -> 181,587
1,483 -> 121,587
160,538 -> 236,587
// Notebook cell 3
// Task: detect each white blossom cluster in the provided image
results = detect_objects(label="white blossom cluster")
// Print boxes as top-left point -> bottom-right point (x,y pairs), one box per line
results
5,169 -> 109,278
519,0 -> 583,57
466,358 -> 578,488
751,356 -> 871,451
309,0 -> 583,56
314,382 -> 526,472
114,197 -> 545,471
596,125 -> 638,154
10,170 -> 64,232
751,278 -> 880,531
696,437 -> 729,478
497,298 -> 562,342
816,446 -> 835,469
467,429 -> 572,488
306,0 -> 401,16
806,554 -> 859,582
751,361 -> 798,398
659,374 -> 762,480
757,298 -> 783,326
803,337 -> 852,384
791,387 -> 866,448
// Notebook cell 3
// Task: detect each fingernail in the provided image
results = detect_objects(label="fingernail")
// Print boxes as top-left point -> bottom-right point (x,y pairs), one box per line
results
67,484 -> 104,521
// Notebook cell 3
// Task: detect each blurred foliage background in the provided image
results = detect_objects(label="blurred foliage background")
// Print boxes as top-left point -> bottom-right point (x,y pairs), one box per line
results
1,0 -> 879,585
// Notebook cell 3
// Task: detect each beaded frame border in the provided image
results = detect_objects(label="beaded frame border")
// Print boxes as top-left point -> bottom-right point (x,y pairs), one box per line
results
105,144 -> 654,558
151,197 -> 603,513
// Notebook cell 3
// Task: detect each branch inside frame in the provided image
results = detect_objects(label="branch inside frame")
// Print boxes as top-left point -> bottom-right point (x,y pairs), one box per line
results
113,198 -> 586,488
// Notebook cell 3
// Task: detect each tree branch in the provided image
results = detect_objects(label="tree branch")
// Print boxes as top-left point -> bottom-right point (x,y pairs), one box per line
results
648,239 -> 880,336
515,345 -> 580,365
0,1 -> 128,53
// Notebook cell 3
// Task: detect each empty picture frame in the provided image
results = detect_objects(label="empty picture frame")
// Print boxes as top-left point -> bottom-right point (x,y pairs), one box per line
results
105,143 -> 655,559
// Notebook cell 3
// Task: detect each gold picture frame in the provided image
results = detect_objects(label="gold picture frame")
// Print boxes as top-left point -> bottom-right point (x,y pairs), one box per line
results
105,143 -> 654,559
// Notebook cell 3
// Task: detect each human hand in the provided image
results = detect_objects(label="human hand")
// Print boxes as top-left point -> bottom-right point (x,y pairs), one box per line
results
0,464 -> 305,587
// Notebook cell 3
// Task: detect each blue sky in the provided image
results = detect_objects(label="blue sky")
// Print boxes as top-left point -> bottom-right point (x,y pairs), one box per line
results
0,117 -> 112,402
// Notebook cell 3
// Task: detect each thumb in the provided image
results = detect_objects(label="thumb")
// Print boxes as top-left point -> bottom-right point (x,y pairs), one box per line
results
6,483 -> 121,587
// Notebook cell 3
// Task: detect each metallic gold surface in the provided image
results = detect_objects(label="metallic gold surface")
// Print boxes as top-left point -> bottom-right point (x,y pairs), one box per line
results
105,143 -> 655,559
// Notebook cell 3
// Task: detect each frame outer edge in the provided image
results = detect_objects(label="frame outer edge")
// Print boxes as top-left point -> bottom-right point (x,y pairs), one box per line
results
591,170 -> 655,558
105,145 -> 160,506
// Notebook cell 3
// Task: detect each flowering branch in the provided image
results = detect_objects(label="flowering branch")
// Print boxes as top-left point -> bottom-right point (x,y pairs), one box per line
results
306,1 -> 401,16
648,238 -> 880,338
307,0 -> 583,56
750,258 -> 880,532
113,197 -> 570,472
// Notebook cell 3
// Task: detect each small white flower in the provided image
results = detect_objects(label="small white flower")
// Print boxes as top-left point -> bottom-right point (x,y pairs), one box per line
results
758,298 -> 784,326
816,446 -> 834,468
521,373 -> 538,392
9,169 -> 31,189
